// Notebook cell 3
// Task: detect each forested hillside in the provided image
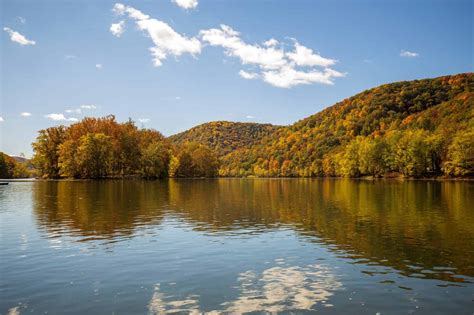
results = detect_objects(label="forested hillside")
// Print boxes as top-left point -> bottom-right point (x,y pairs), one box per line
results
219,73 -> 474,177
168,121 -> 281,157
0,152 -> 31,178
30,73 -> 473,179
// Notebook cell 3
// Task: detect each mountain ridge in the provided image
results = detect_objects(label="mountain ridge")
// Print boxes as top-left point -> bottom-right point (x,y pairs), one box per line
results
170,73 -> 473,177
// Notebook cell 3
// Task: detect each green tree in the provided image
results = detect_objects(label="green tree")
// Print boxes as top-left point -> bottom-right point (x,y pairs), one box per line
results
58,140 -> 80,178
338,140 -> 360,177
0,153 -> 13,178
32,126 -> 67,178
358,137 -> 390,176
443,129 -> 474,176
391,130 -> 431,177
140,142 -> 170,179
76,133 -> 113,178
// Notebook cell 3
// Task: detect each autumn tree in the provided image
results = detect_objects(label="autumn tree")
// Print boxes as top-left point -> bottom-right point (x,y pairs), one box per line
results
443,129 -> 474,176
32,126 -> 67,178
76,133 -> 113,178
140,142 -> 170,179
190,144 -> 219,177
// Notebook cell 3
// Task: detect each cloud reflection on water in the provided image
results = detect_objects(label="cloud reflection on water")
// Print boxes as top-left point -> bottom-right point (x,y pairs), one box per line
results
148,261 -> 341,314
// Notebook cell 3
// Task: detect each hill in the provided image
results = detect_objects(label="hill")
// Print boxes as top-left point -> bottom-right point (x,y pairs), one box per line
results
168,121 -> 281,157
11,156 -> 29,164
219,73 -> 474,177
29,73 -> 473,179
0,152 -> 31,178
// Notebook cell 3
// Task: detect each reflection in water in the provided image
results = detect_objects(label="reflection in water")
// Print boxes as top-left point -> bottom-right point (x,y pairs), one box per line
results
147,260 -> 341,314
148,284 -> 200,314
34,181 -> 167,239
33,179 -> 474,283
6,307 -> 21,315
222,262 -> 341,313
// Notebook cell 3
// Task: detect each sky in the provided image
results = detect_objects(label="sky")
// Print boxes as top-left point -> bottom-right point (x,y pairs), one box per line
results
1,0 -> 472,157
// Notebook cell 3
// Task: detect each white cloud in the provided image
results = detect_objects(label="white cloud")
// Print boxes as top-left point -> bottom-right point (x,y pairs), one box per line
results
45,113 -> 78,122
80,105 -> 97,109
263,66 -> 345,88
96,64 -> 103,70
200,25 -> 286,70
138,118 -> 150,123
110,5 -> 343,88
200,24 -> 344,88
0,117 -> 4,122
112,3 -> 201,67
239,70 -> 259,80
175,96 -> 181,100
3,27 -> 36,46
286,42 -> 336,67
172,0 -> 198,10
263,38 -> 279,47
400,50 -> 419,58
18,17 -> 26,24
246,115 -> 255,119
110,20 -> 125,37
20,112 -> 32,117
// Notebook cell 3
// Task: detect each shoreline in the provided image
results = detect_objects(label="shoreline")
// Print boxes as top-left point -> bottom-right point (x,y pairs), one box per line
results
2,176 -> 473,182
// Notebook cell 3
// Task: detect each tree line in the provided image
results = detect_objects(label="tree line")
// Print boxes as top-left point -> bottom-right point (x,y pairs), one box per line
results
31,116 -> 219,179
218,73 -> 474,178
14,73 -> 474,180
0,153 -> 30,179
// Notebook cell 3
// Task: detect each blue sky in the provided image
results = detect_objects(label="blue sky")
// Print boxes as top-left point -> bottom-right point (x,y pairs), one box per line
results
1,0 -> 472,157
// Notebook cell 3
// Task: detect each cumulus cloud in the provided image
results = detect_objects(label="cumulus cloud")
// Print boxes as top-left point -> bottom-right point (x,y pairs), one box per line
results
400,50 -> 419,58
112,3 -> 201,67
109,5 -> 343,88
3,27 -> 36,46
200,25 -> 344,88
263,66 -> 345,88
263,38 -> 279,47
45,113 -> 78,122
239,70 -> 259,80
20,112 -> 32,117
96,64 -> 103,70
246,115 -> 255,119
172,0 -> 198,10
201,25 -> 286,70
110,20 -> 125,37
286,42 -> 336,67
0,117 -> 4,122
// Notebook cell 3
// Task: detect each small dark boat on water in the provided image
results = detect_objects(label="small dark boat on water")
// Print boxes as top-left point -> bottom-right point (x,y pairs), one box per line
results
0,182 -> 9,185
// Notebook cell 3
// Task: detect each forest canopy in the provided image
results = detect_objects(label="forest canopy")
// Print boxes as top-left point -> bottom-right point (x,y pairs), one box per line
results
26,73 -> 474,180
31,116 -> 219,179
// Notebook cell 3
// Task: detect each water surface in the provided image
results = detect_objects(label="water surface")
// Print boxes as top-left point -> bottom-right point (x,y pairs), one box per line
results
1,179 -> 473,314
